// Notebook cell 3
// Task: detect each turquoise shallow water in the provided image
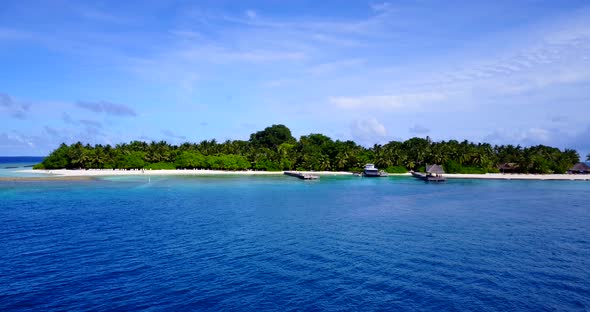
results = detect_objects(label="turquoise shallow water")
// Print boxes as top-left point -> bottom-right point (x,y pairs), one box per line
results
1,175 -> 589,311
0,157 -> 45,177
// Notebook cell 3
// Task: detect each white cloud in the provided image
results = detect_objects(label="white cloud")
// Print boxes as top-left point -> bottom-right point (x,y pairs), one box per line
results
483,125 -> 590,157
485,127 -> 556,147
1,1 -> 590,154
330,92 -> 447,111
350,118 -> 387,146
4,132 -> 35,148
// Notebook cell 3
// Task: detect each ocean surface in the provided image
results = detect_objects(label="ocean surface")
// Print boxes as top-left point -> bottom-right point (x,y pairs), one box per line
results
0,157 -> 44,177
1,168 -> 590,310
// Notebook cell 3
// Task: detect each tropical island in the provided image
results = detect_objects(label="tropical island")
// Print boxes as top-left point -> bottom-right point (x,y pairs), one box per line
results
33,124 -> 588,176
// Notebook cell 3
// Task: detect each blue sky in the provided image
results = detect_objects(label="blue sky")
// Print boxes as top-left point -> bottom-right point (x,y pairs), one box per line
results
1,0 -> 590,156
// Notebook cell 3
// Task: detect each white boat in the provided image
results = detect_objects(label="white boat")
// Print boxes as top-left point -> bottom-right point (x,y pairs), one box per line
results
362,164 -> 388,177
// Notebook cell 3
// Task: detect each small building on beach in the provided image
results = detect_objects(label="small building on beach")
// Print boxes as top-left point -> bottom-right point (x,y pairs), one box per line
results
498,163 -> 519,174
426,164 -> 445,175
568,162 -> 590,174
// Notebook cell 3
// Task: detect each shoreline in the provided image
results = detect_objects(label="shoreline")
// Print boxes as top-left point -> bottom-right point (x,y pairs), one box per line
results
443,173 -> 590,181
16,169 -> 354,177
11,169 -> 590,180
0,176 -> 95,181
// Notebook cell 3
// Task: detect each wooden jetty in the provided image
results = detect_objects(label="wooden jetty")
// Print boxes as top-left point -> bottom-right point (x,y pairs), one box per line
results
411,171 -> 446,182
284,171 -> 320,180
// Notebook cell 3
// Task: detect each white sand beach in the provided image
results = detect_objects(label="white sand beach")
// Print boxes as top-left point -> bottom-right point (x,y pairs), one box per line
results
443,173 -> 590,181
17,169 -> 353,177
14,169 -> 590,180
393,172 -> 590,180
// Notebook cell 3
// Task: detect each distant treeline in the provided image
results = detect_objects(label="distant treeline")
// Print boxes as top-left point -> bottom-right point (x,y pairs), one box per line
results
35,124 -> 583,174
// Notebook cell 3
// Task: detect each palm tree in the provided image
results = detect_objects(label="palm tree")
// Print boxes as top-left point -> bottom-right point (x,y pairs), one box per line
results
429,144 -> 446,165
318,154 -> 331,171
374,144 -> 388,169
562,149 -> 579,165
89,146 -> 104,168
334,152 -> 349,171
68,142 -> 87,169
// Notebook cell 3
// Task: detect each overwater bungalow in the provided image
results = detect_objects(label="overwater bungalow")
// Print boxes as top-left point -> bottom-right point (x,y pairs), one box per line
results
426,164 -> 444,175
411,164 -> 446,182
498,163 -> 519,174
567,163 -> 590,174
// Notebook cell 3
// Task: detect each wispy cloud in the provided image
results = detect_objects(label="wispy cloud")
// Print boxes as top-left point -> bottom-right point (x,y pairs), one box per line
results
245,9 -> 257,19
162,130 -> 187,141
1,1 -> 590,155
370,2 -> 395,13
79,119 -> 103,129
61,112 -> 77,125
304,58 -> 366,76
75,6 -> 130,24
425,12 -> 590,94
0,92 -> 137,154
59,113 -> 102,129
0,92 -> 30,119
0,132 -> 37,149
0,27 -> 32,40
76,101 -> 137,117
121,3 -> 406,92
330,92 -> 448,112
485,128 -> 554,146
317,7 -> 590,139
409,124 -> 430,135
41,124 -> 107,146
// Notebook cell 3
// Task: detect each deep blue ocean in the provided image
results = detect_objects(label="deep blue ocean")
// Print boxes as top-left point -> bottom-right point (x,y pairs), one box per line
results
1,166 -> 590,310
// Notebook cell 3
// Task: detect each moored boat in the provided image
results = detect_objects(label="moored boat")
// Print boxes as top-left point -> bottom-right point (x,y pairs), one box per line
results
362,164 -> 388,177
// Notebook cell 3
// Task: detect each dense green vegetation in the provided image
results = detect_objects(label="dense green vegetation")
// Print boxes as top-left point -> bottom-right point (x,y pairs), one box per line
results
34,124 -> 581,174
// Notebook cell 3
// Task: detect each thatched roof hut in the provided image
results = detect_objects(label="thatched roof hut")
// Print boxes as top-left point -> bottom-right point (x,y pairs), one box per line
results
426,164 -> 444,175
568,163 -> 590,174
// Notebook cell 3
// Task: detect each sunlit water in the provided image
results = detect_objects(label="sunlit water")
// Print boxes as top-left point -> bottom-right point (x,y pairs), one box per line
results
1,169 -> 589,310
